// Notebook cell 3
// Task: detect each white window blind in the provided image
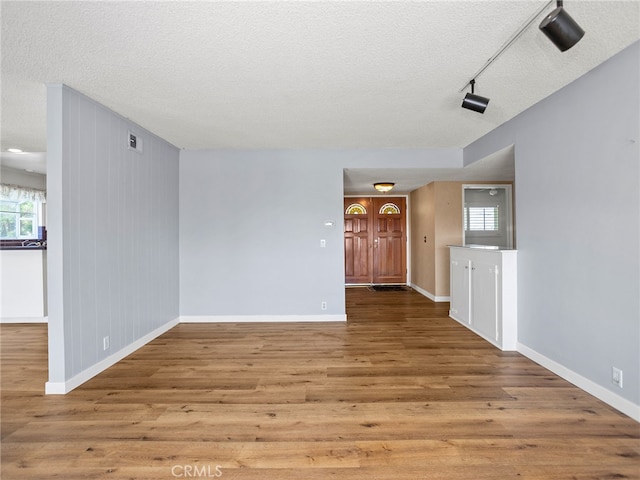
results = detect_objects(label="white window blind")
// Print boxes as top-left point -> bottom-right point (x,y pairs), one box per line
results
465,206 -> 499,231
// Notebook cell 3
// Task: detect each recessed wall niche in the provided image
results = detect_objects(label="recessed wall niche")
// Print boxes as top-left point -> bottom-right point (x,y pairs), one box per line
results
462,184 -> 514,249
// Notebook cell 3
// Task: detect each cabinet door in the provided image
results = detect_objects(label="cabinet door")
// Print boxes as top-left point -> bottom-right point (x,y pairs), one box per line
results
450,256 -> 471,324
471,260 -> 499,342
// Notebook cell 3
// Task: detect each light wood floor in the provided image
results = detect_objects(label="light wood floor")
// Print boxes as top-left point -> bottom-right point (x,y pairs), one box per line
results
1,288 -> 639,479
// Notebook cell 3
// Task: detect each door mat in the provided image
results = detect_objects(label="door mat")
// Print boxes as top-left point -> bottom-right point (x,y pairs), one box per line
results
368,285 -> 411,292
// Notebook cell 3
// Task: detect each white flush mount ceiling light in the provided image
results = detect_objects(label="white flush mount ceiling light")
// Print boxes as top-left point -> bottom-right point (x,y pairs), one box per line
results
374,182 -> 395,193
539,0 -> 585,52
7,148 -> 25,154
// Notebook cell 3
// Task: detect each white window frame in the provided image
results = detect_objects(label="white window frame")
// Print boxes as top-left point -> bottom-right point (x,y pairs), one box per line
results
0,199 -> 39,239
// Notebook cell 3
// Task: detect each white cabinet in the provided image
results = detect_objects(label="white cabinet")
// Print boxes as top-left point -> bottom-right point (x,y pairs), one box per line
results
0,249 -> 47,320
449,246 -> 517,351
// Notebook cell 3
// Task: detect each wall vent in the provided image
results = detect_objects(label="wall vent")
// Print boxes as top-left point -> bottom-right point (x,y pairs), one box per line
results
127,130 -> 143,153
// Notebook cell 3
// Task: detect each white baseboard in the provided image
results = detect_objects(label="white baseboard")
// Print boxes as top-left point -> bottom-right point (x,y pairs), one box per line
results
45,317 -> 179,395
180,314 -> 347,323
410,284 -> 450,303
517,342 -> 640,422
0,316 -> 48,323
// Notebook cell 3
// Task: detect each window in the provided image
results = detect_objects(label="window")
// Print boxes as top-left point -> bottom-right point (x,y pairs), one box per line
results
345,203 -> 367,215
465,205 -> 499,232
379,203 -> 400,215
0,184 -> 45,240
0,200 -> 38,239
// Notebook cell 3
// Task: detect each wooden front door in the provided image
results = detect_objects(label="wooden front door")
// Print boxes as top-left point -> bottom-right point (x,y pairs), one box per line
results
372,196 -> 407,284
344,197 -> 407,284
344,197 -> 373,284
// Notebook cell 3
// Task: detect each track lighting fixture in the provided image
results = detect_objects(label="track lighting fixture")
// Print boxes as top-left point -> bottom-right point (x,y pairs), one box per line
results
461,79 -> 489,114
539,0 -> 585,52
459,1 -> 586,114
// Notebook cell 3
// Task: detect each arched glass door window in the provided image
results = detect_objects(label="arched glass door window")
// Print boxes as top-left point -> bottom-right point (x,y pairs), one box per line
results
345,203 -> 367,215
379,203 -> 400,215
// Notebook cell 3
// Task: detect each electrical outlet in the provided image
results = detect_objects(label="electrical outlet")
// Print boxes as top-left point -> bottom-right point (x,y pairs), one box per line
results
103,336 -> 110,351
321,301 -> 327,311
612,367 -> 623,388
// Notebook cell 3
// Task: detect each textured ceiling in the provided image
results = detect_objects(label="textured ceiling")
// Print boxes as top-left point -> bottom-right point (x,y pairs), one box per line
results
1,1 -> 639,187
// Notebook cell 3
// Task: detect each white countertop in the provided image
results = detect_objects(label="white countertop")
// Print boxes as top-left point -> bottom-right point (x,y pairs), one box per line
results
449,244 -> 517,251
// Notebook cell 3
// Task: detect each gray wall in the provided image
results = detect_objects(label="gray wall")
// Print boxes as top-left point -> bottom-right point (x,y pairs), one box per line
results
179,149 -> 461,317
47,84 -> 180,385
0,166 -> 46,190
465,42 -> 639,407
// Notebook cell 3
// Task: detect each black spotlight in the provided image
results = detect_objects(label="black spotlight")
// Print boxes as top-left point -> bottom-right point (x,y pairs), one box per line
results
539,0 -> 585,52
461,79 -> 489,114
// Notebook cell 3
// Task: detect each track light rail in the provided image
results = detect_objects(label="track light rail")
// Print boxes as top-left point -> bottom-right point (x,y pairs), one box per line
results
459,0 -> 554,93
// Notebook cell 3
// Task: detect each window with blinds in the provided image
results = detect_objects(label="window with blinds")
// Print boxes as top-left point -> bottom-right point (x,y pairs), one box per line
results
464,206 -> 499,232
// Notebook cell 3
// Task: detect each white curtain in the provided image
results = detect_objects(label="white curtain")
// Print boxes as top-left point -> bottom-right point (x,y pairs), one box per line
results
0,184 -> 46,203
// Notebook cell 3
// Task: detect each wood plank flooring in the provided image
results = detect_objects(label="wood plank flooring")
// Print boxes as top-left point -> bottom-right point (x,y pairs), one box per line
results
1,287 -> 639,479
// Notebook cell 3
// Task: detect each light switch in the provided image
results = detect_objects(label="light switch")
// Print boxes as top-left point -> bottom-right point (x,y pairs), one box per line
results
320,239 -> 326,248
